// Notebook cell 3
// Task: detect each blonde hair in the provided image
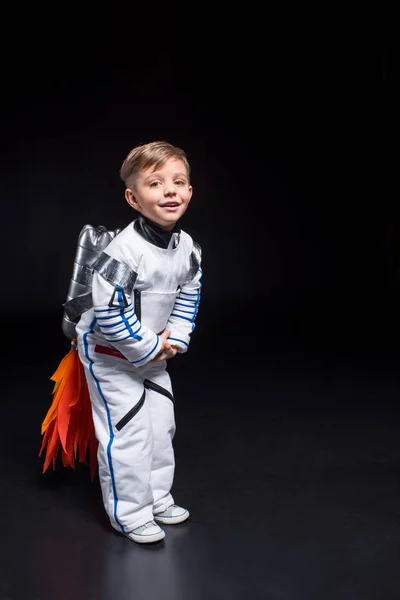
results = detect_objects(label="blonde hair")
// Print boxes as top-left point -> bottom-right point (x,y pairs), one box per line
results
120,141 -> 191,189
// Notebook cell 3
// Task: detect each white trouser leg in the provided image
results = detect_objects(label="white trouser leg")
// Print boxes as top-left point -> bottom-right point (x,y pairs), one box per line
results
142,360 -> 176,514
79,344 -> 155,533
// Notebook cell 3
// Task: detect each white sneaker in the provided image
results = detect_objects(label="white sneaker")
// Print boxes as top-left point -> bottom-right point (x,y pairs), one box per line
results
154,504 -> 190,525
125,520 -> 165,544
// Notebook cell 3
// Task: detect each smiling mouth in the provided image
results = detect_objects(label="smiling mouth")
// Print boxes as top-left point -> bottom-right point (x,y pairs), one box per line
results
160,202 -> 180,208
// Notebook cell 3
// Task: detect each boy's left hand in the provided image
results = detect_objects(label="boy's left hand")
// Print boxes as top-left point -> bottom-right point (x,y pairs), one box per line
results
152,330 -> 179,361
153,342 -> 178,361
157,342 -> 178,361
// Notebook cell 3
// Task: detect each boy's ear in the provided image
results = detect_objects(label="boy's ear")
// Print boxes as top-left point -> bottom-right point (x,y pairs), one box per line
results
125,188 -> 140,211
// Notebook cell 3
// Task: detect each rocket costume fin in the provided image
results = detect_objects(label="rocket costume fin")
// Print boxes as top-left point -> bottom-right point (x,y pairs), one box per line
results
39,346 -> 98,480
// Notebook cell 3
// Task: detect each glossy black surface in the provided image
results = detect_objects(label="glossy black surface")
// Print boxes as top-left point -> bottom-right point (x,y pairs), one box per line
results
2,304 -> 400,600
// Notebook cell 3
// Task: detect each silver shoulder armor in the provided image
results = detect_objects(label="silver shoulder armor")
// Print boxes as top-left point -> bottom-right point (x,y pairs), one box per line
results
62,224 -> 121,340
181,240 -> 202,286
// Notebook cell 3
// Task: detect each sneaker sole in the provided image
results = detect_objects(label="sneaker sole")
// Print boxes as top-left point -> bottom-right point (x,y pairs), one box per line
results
124,530 -> 166,544
154,510 -> 190,525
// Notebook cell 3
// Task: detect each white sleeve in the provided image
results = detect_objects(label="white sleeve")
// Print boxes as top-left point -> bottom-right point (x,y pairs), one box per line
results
165,265 -> 202,353
92,272 -> 162,366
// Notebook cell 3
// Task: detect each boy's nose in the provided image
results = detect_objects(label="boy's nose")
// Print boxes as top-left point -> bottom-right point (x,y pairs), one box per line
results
164,186 -> 177,196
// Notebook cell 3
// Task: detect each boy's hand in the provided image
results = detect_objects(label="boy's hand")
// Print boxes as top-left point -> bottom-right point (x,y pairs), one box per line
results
152,330 -> 179,361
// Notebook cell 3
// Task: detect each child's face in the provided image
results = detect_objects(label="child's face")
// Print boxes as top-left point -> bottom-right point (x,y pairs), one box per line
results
125,158 -> 192,231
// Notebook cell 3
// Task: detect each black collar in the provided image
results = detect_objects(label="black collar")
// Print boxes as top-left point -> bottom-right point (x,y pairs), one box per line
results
134,215 -> 181,249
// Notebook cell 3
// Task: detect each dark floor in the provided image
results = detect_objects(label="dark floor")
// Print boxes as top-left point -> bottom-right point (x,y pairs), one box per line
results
2,302 -> 400,600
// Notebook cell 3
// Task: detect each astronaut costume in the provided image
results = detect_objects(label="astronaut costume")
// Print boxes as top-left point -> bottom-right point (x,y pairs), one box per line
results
74,215 -> 202,534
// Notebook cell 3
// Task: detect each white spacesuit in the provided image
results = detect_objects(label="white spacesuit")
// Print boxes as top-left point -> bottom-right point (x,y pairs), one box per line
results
75,215 -> 202,533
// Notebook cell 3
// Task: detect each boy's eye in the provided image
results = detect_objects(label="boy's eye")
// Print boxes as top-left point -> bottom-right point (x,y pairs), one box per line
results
175,180 -> 185,186
149,181 -> 161,187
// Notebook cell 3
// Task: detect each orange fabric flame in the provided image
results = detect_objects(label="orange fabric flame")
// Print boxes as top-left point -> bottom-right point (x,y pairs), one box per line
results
39,347 -> 98,480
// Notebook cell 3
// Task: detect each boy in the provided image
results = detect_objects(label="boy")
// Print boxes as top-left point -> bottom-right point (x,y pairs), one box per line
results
76,141 -> 202,544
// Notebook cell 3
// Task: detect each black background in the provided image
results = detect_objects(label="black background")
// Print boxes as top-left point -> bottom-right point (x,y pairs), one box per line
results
1,14 -> 396,343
